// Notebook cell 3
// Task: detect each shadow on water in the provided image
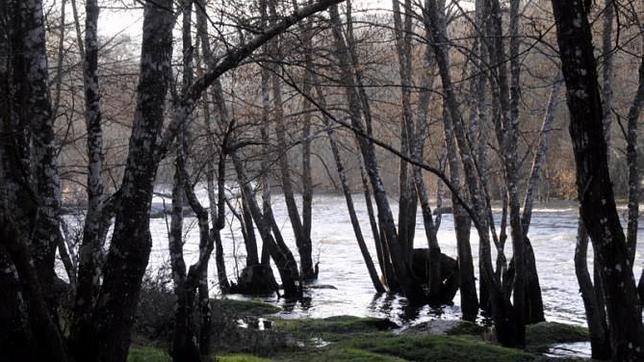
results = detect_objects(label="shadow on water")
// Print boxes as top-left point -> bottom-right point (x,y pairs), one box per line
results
367,292 -> 455,325
280,295 -> 313,313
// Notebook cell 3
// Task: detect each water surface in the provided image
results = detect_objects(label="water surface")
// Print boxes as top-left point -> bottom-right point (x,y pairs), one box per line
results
146,194 -> 644,327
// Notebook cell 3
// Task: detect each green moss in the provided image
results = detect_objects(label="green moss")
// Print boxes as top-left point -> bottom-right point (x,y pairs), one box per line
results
526,322 -> 588,348
445,321 -> 485,336
216,353 -> 277,362
276,315 -> 397,340
212,298 -> 282,316
343,333 -> 533,362
127,346 -> 171,362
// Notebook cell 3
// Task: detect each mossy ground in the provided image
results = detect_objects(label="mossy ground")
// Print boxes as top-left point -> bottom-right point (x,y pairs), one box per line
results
276,315 -> 398,341
128,300 -> 588,361
525,321 -> 589,353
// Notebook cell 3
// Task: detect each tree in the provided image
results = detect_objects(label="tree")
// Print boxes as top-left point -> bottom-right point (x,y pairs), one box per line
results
551,0 -> 644,359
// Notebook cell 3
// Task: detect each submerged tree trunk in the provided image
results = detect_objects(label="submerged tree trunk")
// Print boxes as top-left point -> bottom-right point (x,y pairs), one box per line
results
196,0 -> 230,295
328,4 -> 424,300
314,80 -> 385,293
424,0 -> 519,347
551,2 -> 644,358
391,0 -> 418,264
232,151 -> 301,298
267,0 -> 315,280
423,6 -> 478,318
299,3 -> 315,278
484,0 -> 531,339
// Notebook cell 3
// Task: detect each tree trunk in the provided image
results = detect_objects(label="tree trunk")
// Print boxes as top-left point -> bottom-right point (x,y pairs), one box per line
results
1,1 -> 67,359
0,247 -> 37,362
625,56 -> 643,264
232,151 -> 301,298
267,0 -> 316,280
391,0 -> 418,263
169,153 -> 198,362
89,2 -> 174,360
521,78 -> 562,232
575,219 -> 611,359
0,222 -> 67,362
313,80 -> 385,293
424,0 -> 519,346
299,4 -> 314,274
70,0 -> 109,353
485,0 -> 529,341
600,0 -> 615,143
328,4 -> 424,300
196,0 -> 231,293
551,2 -> 644,358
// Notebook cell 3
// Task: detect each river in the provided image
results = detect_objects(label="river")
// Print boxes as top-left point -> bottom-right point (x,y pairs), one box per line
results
146,193 -> 644,333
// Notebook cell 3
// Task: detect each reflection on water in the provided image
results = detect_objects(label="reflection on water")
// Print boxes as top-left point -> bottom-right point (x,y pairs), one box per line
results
546,342 -> 592,358
146,194 -> 644,328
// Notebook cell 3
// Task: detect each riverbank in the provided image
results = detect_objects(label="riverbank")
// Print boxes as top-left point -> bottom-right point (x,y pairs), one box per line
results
128,298 -> 590,361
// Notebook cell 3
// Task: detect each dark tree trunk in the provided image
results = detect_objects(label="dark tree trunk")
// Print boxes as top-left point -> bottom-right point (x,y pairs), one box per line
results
232,151 -> 301,298
551,2 -> 644,359
0,223 -> 67,362
88,2 -> 174,360
299,5 -> 314,275
575,220 -> 611,359
5,0 -> 66,326
1,1 -> 67,360
241,193 -> 261,266
0,248 -> 37,362
625,56 -> 643,264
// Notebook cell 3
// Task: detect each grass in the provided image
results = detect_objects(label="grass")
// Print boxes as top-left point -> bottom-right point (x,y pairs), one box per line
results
127,346 -> 171,362
276,315 -> 398,341
339,333 -> 533,362
128,333 -> 536,362
127,316 -> 587,361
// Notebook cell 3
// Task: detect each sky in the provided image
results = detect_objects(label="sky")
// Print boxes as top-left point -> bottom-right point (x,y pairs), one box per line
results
97,0 -> 401,37
99,0 -> 144,38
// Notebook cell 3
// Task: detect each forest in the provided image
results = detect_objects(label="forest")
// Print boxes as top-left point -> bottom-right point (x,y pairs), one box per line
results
0,0 -> 642,361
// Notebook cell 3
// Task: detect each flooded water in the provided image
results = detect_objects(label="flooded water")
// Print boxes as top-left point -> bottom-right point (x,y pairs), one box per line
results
146,193 -> 644,329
